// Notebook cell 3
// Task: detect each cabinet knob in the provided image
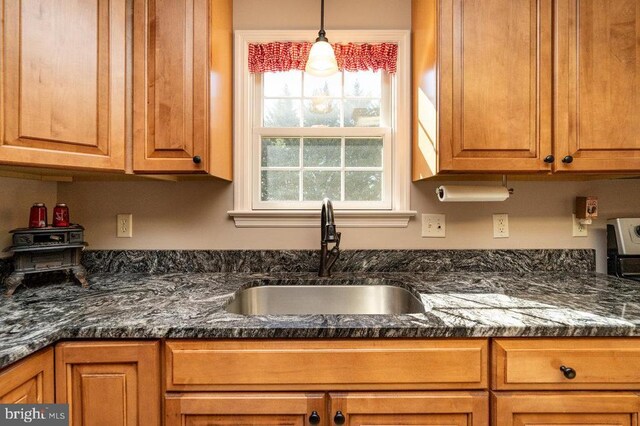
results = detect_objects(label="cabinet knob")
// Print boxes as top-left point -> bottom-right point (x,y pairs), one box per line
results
192,155 -> 202,164
309,411 -> 321,425
562,155 -> 574,164
334,410 -> 346,425
543,155 -> 555,164
560,365 -> 576,379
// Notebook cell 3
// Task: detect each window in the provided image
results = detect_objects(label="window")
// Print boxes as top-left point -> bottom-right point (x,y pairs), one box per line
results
231,31 -> 414,227
258,69 -> 391,209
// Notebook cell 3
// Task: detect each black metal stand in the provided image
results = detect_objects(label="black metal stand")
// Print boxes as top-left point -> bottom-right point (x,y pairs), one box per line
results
3,225 -> 89,296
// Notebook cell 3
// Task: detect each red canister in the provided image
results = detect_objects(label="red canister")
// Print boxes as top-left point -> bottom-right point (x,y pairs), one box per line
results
53,203 -> 70,227
29,203 -> 48,228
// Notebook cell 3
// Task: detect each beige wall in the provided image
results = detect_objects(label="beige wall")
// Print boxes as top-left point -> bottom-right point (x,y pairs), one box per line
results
233,0 -> 411,30
0,177 -> 58,258
57,178 -> 640,272
26,1 -> 640,273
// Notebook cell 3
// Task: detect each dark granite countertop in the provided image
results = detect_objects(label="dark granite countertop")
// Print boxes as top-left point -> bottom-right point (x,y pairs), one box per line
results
1,267 -> 639,370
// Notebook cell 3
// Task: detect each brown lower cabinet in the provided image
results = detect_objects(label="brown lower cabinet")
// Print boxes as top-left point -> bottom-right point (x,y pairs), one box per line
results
165,392 -> 326,425
0,347 -> 54,404
55,341 -> 161,426
329,392 -> 487,426
165,391 -> 488,426
163,339 -> 490,425
3,338 -> 640,426
491,338 -> 640,426
492,393 -> 640,426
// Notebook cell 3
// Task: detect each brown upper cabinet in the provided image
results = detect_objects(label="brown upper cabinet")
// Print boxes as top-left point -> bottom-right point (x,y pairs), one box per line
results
0,0 -> 232,178
554,0 -> 640,173
413,0 -> 552,178
413,0 -> 640,179
133,0 -> 232,177
0,0 -> 127,171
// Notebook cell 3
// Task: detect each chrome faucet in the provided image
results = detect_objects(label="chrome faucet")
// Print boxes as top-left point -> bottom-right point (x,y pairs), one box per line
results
319,198 -> 341,277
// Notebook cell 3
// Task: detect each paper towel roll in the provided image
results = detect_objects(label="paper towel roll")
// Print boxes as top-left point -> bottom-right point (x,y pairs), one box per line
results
436,185 -> 510,202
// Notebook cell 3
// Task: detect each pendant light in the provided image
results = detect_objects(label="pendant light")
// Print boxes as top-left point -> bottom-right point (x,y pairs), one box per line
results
305,0 -> 339,77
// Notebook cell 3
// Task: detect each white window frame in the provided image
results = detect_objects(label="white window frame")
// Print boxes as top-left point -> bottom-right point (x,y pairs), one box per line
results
229,30 -> 415,228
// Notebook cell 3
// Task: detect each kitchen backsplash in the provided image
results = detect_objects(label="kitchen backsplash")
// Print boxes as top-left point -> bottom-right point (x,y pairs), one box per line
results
80,249 -> 595,274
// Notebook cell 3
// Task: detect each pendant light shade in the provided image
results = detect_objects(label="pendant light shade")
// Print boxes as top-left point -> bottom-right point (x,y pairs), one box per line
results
305,0 -> 338,77
306,40 -> 338,76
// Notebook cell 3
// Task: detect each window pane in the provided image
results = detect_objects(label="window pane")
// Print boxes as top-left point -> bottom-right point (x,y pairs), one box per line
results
344,99 -> 380,127
303,171 -> 341,201
261,171 -> 299,201
344,70 -> 381,97
345,138 -> 383,167
303,99 -> 341,127
264,71 -> 302,97
304,72 -> 342,97
261,138 -> 300,167
303,138 -> 341,167
345,171 -> 382,201
264,99 -> 301,127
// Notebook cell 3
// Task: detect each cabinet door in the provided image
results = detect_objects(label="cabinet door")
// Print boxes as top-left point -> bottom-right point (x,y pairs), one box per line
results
415,0 -> 553,177
133,0 -> 209,173
493,393 -> 640,426
209,0 -> 233,180
0,0 -> 126,171
329,391 -> 488,426
555,0 -> 640,172
55,341 -> 160,426
0,348 -> 54,404
165,393 -> 326,426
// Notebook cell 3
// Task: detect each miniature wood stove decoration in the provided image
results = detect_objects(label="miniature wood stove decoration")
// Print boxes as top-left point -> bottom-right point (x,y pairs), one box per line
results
3,225 -> 88,296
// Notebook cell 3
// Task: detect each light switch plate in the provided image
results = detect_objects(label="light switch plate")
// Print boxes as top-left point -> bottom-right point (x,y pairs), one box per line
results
422,214 -> 445,238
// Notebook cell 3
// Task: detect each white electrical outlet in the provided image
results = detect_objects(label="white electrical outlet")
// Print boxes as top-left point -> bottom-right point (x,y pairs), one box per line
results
493,214 -> 509,238
117,214 -> 133,238
422,214 -> 446,238
572,214 -> 588,237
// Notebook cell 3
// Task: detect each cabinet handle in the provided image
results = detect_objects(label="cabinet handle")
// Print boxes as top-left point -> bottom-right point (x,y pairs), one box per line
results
562,155 -> 574,164
309,411 -> 321,425
334,410 -> 346,425
543,155 -> 555,164
192,155 -> 202,164
560,365 -> 577,379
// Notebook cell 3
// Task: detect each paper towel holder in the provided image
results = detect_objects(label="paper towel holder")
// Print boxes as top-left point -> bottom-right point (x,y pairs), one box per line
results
435,175 -> 514,200
436,175 -> 513,202
502,175 -> 514,195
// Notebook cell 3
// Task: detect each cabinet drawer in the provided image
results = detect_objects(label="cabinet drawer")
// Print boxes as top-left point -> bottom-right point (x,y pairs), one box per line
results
492,338 -> 640,390
166,339 -> 488,391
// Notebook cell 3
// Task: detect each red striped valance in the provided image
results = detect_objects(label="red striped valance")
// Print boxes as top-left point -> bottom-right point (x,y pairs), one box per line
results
248,42 -> 398,74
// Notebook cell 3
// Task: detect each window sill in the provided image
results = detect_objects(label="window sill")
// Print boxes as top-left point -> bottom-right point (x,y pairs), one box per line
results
228,210 -> 417,228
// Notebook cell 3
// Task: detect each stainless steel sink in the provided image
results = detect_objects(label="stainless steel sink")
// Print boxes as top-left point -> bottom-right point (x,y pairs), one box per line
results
225,281 -> 426,315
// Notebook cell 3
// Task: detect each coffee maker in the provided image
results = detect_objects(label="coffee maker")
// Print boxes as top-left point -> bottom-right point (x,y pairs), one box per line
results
607,218 -> 640,281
